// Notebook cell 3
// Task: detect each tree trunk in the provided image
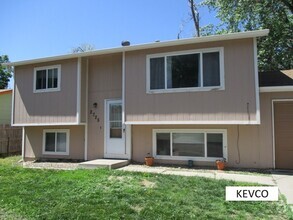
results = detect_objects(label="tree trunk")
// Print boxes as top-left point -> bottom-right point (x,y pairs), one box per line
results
189,0 -> 200,37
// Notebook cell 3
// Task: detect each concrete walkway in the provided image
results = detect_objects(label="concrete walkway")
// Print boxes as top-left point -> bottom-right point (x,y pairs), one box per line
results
271,172 -> 293,207
79,159 -> 129,169
119,165 -> 293,208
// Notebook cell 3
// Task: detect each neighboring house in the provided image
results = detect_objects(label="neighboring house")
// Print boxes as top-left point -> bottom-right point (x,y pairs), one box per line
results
0,89 -> 22,155
8,29 -> 293,169
0,89 -> 12,124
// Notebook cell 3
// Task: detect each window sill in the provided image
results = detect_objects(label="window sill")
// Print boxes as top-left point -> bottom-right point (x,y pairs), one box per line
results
154,155 -> 227,162
42,151 -> 69,156
34,88 -> 61,93
147,86 -> 224,94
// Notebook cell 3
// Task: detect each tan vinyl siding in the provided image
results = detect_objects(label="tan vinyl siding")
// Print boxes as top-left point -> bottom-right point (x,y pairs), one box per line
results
14,59 -> 78,124
132,125 -> 272,168
125,39 -> 257,123
0,92 -> 12,124
80,58 -> 87,123
259,92 -> 293,166
24,125 -> 84,160
131,92 -> 293,168
87,53 -> 122,160
132,124 -> 271,168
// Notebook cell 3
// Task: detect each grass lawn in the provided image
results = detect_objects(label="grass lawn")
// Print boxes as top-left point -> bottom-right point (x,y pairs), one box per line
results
0,156 -> 292,220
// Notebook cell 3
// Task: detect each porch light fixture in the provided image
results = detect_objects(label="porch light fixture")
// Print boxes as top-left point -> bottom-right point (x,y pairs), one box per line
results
93,102 -> 98,108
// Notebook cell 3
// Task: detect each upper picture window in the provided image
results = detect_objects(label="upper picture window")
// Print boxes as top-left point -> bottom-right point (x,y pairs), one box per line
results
34,65 -> 61,92
147,48 -> 223,93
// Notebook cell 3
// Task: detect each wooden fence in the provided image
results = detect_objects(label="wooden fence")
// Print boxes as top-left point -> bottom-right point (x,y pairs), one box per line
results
0,124 -> 22,156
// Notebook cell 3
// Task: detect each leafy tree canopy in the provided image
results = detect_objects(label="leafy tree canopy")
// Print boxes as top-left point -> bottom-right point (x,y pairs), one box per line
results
0,55 -> 12,89
202,0 -> 293,71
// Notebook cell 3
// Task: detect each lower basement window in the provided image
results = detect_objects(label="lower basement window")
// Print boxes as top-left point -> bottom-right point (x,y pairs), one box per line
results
153,129 -> 227,161
43,129 -> 70,155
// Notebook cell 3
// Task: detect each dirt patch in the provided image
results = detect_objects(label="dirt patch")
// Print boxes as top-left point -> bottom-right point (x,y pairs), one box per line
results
140,179 -> 156,188
108,175 -> 132,182
130,205 -> 144,213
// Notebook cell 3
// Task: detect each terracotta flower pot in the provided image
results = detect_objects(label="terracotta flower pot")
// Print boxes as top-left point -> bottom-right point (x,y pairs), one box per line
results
216,160 -> 225,170
145,157 -> 154,166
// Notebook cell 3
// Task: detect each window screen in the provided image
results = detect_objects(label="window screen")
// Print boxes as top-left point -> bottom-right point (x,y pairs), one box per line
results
207,133 -> 223,157
150,57 -> 165,90
48,68 -> 58,89
45,132 -> 55,152
156,133 -> 171,156
203,52 -> 220,87
56,133 -> 67,152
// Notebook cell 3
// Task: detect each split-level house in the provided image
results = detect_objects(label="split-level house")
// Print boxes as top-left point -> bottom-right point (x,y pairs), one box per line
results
8,29 -> 293,169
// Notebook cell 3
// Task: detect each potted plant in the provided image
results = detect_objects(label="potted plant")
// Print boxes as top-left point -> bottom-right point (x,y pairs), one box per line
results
215,158 -> 226,170
145,153 -> 154,166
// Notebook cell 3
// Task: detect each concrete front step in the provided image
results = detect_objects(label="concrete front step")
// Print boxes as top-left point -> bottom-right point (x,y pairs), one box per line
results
78,159 -> 129,170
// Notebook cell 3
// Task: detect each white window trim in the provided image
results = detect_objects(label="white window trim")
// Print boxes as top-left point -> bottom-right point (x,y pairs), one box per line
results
152,129 -> 228,162
42,129 -> 70,155
146,47 -> 225,94
33,65 -> 61,93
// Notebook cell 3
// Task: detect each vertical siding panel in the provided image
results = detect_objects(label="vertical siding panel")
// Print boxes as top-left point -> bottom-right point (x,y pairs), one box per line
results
14,59 -> 78,124
24,125 -> 85,160
87,53 -> 122,160
125,39 -> 257,123
131,122 -> 276,168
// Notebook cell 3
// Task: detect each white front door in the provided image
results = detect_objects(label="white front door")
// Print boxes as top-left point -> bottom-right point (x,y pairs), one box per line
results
105,99 -> 126,158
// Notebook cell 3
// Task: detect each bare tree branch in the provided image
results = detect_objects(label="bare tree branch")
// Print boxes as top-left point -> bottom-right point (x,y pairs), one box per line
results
188,0 -> 200,37
71,44 -> 95,53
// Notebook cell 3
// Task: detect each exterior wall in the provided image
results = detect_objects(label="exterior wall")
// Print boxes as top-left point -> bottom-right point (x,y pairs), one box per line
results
125,39 -> 257,123
80,58 -> 87,123
132,124 -> 270,168
259,92 -> 293,168
131,91 -> 293,168
87,53 -> 122,160
24,125 -> 84,160
0,92 -> 12,124
13,59 -> 78,124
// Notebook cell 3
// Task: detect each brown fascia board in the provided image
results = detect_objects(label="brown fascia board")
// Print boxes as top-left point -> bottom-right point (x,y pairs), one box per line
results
0,89 -> 12,95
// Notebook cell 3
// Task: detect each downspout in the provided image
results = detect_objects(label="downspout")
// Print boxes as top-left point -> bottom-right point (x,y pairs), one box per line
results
84,58 -> 89,161
122,51 -> 126,154
21,127 -> 25,161
253,37 -> 260,124
122,51 -> 131,159
77,57 -> 82,124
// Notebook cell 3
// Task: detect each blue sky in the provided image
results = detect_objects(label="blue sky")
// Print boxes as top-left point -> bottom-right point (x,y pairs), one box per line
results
1,0 -> 219,88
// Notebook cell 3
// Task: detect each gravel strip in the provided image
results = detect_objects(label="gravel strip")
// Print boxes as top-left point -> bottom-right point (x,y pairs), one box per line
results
23,161 -> 79,170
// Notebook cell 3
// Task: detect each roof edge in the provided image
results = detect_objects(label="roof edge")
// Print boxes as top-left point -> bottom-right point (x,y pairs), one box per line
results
0,89 -> 13,95
6,29 -> 269,67
260,86 -> 293,93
